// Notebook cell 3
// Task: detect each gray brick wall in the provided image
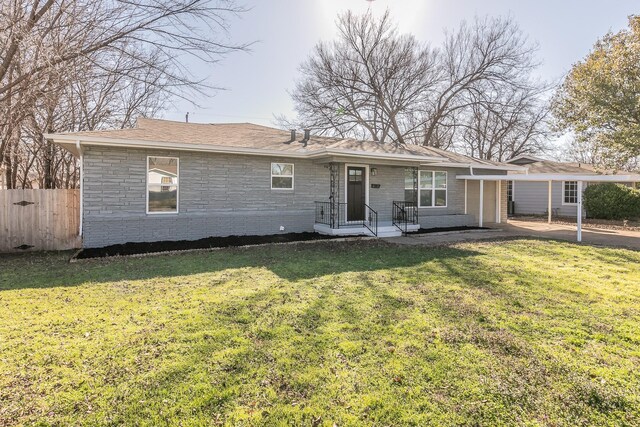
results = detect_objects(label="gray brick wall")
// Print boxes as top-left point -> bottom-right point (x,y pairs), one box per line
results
81,146 -> 507,247
419,214 -> 475,229
82,146 -> 331,247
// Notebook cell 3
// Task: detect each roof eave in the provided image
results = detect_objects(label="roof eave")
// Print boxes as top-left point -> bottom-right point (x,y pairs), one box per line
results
45,134 -> 448,163
46,133 -> 320,158
420,161 -> 526,172
309,148 -> 444,162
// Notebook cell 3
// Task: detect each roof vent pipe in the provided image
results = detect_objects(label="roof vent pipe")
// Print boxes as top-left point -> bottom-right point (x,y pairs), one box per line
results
301,129 -> 310,147
286,129 -> 296,144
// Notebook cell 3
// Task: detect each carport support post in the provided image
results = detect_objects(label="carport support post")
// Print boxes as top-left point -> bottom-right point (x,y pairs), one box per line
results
547,180 -> 552,224
577,181 -> 583,242
479,180 -> 484,227
495,180 -> 501,223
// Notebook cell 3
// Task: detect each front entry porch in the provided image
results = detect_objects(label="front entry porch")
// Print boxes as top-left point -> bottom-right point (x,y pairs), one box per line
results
314,200 -> 420,237
311,162 -> 423,237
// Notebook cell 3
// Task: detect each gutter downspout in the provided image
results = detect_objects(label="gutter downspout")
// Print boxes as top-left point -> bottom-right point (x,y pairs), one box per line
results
76,140 -> 83,238
465,165 -> 474,215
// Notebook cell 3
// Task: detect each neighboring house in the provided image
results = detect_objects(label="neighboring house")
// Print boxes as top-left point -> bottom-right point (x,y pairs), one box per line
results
505,155 -> 640,217
45,118 -> 522,248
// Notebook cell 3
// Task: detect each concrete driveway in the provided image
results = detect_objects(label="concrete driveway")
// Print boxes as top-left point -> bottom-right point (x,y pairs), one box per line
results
503,219 -> 640,250
385,219 -> 640,250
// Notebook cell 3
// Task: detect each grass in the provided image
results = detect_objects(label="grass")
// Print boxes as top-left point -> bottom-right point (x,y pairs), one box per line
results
0,239 -> 639,426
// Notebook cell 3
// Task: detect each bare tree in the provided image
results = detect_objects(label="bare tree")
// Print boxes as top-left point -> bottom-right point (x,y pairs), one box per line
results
558,138 -> 640,172
1,0 -> 248,188
5,45 -> 177,188
284,10 -> 439,145
0,0 -> 248,100
283,10 -> 549,159
419,16 -> 543,150
457,82 -> 551,161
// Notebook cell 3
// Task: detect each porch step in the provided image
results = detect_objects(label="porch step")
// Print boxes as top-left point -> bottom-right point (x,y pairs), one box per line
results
314,223 -> 419,238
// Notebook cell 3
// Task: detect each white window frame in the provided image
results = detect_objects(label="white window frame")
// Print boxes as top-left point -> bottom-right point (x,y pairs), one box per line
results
418,170 -> 447,208
404,168 -> 417,202
271,162 -> 294,190
562,180 -> 578,206
146,156 -> 179,215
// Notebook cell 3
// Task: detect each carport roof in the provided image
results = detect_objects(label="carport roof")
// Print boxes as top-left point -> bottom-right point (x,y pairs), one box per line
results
456,173 -> 640,182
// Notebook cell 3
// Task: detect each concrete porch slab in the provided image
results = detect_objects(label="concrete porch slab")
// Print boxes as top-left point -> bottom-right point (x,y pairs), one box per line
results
314,222 -> 420,238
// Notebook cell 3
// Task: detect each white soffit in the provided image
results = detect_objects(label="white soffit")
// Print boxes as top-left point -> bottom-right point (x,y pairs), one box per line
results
456,173 -> 640,182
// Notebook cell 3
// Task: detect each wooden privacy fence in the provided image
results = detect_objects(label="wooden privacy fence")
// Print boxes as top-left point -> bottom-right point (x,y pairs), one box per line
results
0,189 -> 81,252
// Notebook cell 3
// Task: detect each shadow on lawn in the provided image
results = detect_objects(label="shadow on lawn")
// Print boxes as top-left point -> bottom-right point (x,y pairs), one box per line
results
0,240 -> 482,291
4,239 -> 635,425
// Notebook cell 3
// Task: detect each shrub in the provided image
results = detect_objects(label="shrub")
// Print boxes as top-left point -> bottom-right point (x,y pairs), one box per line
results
583,183 -> 640,220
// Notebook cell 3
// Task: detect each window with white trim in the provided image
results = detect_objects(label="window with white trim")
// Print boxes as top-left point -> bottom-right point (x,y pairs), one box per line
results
563,181 -> 578,205
271,163 -> 294,189
507,181 -> 514,202
419,170 -> 447,207
404,169 -> 416,202
148,156 -> 178,213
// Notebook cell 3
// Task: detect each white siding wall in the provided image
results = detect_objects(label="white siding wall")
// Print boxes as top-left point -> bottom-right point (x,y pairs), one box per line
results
512,181 -> 584,217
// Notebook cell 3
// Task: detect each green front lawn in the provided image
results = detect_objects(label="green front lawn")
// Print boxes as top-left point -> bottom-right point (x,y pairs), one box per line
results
1,240 -> 639,426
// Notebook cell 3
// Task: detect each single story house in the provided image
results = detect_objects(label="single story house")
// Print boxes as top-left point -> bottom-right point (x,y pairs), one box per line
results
46,118 -> 524,248
505,155 -> 640,218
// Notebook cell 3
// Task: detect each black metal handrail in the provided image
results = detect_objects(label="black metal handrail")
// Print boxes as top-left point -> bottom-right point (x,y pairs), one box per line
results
363,204 -> 378,237
315,201 -> 378,236
315,201 -> 331,226
392,200 -> 418,234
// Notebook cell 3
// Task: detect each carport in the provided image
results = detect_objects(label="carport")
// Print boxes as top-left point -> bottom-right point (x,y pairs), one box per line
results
456,173 -> 639,242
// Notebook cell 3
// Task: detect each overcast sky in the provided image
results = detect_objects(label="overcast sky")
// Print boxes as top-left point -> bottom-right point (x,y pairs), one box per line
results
165,0 -> 639,128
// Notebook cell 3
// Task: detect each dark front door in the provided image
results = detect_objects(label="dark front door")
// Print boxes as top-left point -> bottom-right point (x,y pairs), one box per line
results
347,166 -> 366,221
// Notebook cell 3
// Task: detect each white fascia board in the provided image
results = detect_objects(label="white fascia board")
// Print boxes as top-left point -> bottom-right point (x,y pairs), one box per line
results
309,149 -> 444,162
46,134 -> 320,158
456,173 -> 639,182
45,134 -> 447,163
421,161 -> 526,171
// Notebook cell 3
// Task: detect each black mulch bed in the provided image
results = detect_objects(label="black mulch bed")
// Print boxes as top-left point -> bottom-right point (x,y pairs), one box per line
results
414,226 -> 489,234
74,226 -> 490,259
75,232 -> 344,259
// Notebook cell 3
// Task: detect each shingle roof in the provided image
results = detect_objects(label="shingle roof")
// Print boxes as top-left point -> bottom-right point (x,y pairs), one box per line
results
523,160 -> 597,174
507,155 -> 640,177
414,144 -> 508,167
57,118 -> 446,157
47,118 -> 518,169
